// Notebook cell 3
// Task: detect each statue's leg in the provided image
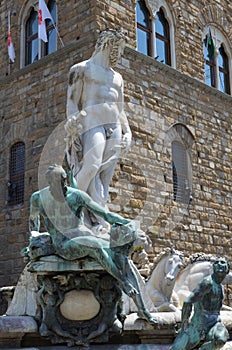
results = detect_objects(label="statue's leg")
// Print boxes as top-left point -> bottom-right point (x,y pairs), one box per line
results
170,326 -> 201,350
91,248 -> 133,291
76,126 -> 106,193
169,331 -> 190,350
198,339 -> 227,350
100,125 -> 121,202
59,238 -> 133,294
121,258 -> 158,324
200,322 -> 229,350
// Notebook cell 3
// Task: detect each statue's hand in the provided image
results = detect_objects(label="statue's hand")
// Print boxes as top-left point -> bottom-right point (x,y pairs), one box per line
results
137,309 -> 159,326
65,115 -> 78,135
65,111 -> 86,137
124,281 -> 138,297
121,132 -> 132,152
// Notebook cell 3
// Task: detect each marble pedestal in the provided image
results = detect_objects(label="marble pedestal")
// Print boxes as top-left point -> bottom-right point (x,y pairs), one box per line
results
5,256 -> 123,347
2,256 -> 232,348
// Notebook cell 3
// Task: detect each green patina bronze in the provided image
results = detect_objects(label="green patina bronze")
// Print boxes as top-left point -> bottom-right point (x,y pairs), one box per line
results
28,164 -> 157,325
170,257 -> 230,350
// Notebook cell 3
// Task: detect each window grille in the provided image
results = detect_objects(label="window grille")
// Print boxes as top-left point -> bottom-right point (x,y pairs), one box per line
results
8,142 -> 25,205
172,141 -> 190,204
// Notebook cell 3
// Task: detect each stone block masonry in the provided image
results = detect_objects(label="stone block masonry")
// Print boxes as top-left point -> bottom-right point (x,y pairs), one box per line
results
0,0 -> 231,292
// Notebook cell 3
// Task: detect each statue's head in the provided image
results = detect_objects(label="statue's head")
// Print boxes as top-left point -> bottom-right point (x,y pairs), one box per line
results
45,164 -> 67,200
46,164 -> 67,186
213,257 -> 230,276
93,28 -> 127,66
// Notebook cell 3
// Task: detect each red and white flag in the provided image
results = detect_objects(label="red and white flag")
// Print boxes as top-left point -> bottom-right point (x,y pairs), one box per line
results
8,12 -> 15,62
38,0 -> 53,42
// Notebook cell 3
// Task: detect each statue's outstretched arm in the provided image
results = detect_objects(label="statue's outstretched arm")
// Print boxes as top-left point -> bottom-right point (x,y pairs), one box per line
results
118,78 -> 132,152
186,278 -> 211,304
80,190 -> 130,225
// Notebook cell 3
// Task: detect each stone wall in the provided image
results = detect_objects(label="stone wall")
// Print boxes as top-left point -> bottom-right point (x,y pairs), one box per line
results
113,48 -> 232,259
0,0 -> 231,287
0,39 -> 95,286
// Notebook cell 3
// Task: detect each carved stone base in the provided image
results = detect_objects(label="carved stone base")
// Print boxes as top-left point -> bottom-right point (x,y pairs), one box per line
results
29,257 -> 123,346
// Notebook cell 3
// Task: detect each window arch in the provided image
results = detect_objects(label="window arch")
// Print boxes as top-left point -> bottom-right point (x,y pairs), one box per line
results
135,1 -> 175,67
8,142 -> 25,206
136,0 -> 152,56
203,27 -> 231,95
21,0 -> 57,67
167,124 -> 194,204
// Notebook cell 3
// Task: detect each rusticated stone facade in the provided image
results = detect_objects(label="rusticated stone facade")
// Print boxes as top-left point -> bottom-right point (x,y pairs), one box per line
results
0,0 -> 231,291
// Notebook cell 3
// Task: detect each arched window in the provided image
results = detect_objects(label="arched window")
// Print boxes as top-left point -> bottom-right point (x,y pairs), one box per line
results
218,45 -> 230,94
172,141 -> 190,204
155,8 -> 171,65
25,0 -> 56,66
8,142 -> 25,206
135,1 -> 175,67
136,0 -> 152,56
167,124 -> 194,205
203,27 -> 231,95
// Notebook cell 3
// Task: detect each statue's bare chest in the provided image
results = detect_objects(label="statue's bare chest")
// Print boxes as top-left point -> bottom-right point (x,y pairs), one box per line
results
84,64 -> 121,88
203,283 -> 223,311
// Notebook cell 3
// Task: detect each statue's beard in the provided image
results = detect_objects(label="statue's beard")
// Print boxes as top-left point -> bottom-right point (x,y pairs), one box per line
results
49,183 -> 67,202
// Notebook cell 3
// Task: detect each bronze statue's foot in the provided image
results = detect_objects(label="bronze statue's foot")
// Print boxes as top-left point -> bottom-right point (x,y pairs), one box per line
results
137,309 -> 159,326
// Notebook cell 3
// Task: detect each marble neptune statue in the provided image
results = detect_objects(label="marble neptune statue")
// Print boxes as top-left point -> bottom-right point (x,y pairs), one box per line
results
65,29 -> 132,226
29,165 -> 157,325
169,257 -> 230,350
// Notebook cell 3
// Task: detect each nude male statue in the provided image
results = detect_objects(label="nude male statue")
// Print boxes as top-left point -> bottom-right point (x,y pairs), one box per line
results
169,257 -> 230,350
29,165 -> 157,324
65,29 -> 132,223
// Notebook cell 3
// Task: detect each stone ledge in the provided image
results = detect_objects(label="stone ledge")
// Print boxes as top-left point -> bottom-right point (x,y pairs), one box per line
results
0,316 -> 38,348
124,311 -> 181,331
0,316 -> 37,334
124,311 -> 232,332
0,312 -> 232,348
27,255 -> 104,273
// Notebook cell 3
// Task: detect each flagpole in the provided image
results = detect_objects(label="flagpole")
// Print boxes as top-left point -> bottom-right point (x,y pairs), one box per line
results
7,10 -> 16,73
8,11 -> 11,75
38,0 -> 64,48
50,17 -> 64,48
38,38 -> 42,60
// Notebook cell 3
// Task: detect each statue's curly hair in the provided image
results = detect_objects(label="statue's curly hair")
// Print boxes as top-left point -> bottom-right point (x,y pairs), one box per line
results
94,28 -> 127,53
